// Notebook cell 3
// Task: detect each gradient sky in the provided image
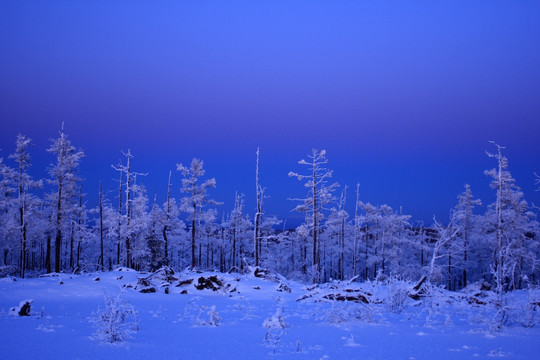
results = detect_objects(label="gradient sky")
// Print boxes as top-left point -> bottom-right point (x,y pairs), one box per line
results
1,1 -> 539,227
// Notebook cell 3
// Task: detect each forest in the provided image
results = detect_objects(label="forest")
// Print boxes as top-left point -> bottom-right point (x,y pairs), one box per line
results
1,129 -> 539,296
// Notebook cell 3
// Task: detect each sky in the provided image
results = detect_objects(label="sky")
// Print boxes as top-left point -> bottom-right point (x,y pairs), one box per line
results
1,1 -> 539,228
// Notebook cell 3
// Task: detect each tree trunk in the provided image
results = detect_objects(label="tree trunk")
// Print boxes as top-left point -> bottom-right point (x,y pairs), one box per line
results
99,182 -> 104,271
55,183 -> 63,273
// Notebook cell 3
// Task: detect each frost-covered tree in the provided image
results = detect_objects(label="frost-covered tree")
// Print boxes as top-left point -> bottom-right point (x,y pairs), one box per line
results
485,142 -> 536,295
112,150 -> 146,268
451,184 -> 482,288
9,135 -> 43,277
322,186 -> 352,281
47,127 -> 84,273
147,196 -> 165,271
226,192 -> 252,270
427,218 -> 460,284
0,152 -> 16,268
128,183 -> 151,270
161,173 -> 183,268
289,149 -> 338,282
177,158 -> 220,268
68,185 -> 91,272
254,148 -> 264,267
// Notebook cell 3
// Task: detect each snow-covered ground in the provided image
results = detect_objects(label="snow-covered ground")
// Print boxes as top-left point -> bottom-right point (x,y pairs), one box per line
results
1,269 -> 539,360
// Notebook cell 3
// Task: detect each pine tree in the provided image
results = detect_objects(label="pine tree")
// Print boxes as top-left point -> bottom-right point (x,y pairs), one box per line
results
177,158 -> 220,268
485,142 -> 536,295
452,184 -> 481,288
47,127 -> 84,273
289,149 -> 338,282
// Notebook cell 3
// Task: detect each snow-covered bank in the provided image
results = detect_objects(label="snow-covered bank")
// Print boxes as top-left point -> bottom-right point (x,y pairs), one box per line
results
0,269 -> 539,360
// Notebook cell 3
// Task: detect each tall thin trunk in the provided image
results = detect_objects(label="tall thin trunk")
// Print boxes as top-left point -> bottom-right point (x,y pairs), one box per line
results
191,217 -> 196,268
312,161 -> 318,282
55,181 -> 63,273
163,171 -> 172,265
125,152 -> 132,268
353,182 -> 360,277
116,170 -> 123,265
99,182 -> 104,270
46,215 -> 52,273
254,148 -> 262,267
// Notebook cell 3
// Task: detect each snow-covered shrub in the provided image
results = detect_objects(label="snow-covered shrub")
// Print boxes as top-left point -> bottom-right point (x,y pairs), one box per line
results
385,279 -> 409,314
195,305 -> 221,326
423,283 -> 448,327
359,280 -> 383,323
519,289 -> 539,328
181,296 -> 201,322
489,303 -> 511,333
263,307 -> 288,352
90,291 -> 138,343
323,301 -> 360,324
0,265 -> 18,277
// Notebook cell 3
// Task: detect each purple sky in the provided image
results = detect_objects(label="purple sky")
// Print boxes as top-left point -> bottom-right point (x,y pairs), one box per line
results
1,1 -> 540,227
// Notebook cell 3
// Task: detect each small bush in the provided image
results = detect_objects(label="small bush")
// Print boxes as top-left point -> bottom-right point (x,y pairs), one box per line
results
90,291 -> 138,343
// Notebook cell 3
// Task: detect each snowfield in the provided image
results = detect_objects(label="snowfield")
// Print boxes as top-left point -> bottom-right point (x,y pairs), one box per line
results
0,268 -> 539,360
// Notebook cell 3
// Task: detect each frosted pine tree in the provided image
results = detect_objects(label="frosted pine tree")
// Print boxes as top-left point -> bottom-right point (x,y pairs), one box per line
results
177,158 -> 221,268
485,142 -> 536,295
451,184 -> 482,288
47,126 -> 84,273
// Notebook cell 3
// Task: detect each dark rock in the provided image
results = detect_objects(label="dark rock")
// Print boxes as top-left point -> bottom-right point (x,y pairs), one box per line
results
323,293 -> 369,304
180,290 -> 188,295
137,278 -> 151,287
195,276 -> 223,291
277,283 -> 291,293
468,297 -> 486,305
254,267 -> 269,278
480,281 -> 491,291
18,301 -> 32,316
176,278 -> 194,287
139,287 -> 157,293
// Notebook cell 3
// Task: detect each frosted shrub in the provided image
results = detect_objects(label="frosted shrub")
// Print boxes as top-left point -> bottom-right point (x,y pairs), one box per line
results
520,290 -> 539,328
181,296 -> 201,322
263,307 -> 288,353
360,280 -> 383,323
195,305 -> 221,326
385,280 -> 409,314
91,291 -> 138,343
325,301 -> 356,324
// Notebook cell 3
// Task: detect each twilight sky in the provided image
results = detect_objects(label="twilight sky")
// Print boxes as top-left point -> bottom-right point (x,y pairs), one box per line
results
1,1 -> 539,227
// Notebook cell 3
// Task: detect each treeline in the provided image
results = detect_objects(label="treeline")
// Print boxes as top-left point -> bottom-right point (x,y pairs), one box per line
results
0,131 -> 539,292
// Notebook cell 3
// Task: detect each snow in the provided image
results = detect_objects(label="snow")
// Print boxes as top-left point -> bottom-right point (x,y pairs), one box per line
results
0,269 -> 539,360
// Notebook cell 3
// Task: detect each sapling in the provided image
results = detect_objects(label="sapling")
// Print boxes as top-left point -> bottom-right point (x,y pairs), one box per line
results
90,290 -> 138,343
263,307 -> 288,353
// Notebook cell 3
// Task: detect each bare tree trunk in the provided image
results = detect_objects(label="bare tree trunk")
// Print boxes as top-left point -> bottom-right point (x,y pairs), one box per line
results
116,170 -> 122,266
191,217 -> 196,268
99,182 -> 104,270
55,183 -> 63,273
254,148 -> 262,267
125,152 -> 132,268
312,164 -> 318,282
353,183 -> 360,277
70,222 -> 74,271
163,171 -> 172,265
46,217 -> 52,273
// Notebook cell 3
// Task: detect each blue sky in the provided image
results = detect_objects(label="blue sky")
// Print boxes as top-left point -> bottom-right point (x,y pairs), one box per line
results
1,1 -> 539,227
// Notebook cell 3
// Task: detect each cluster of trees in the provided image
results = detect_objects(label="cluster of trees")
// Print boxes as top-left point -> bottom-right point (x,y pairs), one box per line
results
0,131 -> 539,293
